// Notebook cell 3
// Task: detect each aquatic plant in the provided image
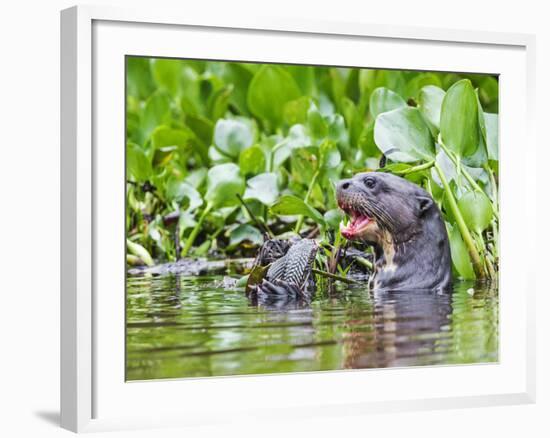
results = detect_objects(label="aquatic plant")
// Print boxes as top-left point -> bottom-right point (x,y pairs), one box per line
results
126,58 -> 499,280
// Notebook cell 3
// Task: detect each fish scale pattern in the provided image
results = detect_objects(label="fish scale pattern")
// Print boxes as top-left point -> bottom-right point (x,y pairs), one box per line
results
266,239 -> 318,287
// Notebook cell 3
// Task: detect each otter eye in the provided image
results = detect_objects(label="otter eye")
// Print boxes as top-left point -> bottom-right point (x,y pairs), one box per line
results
364,177 -> 376,188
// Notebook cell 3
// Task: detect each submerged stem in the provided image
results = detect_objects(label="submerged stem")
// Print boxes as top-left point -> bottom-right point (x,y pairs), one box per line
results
312,268 -> 358,284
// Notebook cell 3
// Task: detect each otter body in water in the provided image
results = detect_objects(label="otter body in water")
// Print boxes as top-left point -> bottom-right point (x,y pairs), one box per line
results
337,172 -> 451,292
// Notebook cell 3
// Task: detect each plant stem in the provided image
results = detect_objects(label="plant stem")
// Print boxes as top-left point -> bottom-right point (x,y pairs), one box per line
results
312,268 -> 358,284
181,204 -> 212,258
294,169 -> 320,234
393,160 -> 435,175
434,162 -> 485,279
236,194 -> 273,238
354,255 -> 373,270
439,140 -> 499,220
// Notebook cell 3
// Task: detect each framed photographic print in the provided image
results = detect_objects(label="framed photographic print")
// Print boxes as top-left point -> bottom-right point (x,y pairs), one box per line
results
61,5 -> 536,433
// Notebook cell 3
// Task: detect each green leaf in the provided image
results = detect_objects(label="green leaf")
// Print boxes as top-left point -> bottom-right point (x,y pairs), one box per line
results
404,73 -> 442,99
205,163 -> 245,208
431,149 -> 487,189
141,93 -> 171,141
283,96 -> 311,125
239,145 -> 266,176
341,97 -> 363,148
484,113 -> 498,160
151,59 -> 182,95
126,239 -> 154,266
448,225 -> 475,280
440,79 -> 479,158
247,65 -> 301,128
418,85 -> 445,135
307,103 -> 328,139
324,208 -> 344,230
165,180 -> 203,211
229,224 -> 263,247
127,142 -> 152,181
126,57 -> 154,100
208,84 -> 233,120
151,126 -> 190,150
458,191 -> 493,234
213,119 -> 254,158
374,107 -> 435,162
185,114 -> 214,147
369,87 -> 406,118
243,172 -> 279,206
327,114 -> 349,147
270,195 -> 325,225
319,139 -> 341,169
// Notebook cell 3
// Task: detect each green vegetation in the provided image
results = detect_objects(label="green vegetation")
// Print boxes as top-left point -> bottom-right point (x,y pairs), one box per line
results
126,57 -> 499,280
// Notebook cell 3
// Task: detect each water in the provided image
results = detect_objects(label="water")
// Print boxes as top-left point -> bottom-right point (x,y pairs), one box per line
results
126,274 -> 498,381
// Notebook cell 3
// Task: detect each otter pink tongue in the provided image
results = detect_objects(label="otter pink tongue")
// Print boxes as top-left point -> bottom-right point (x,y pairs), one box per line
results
340,212 -> 371,239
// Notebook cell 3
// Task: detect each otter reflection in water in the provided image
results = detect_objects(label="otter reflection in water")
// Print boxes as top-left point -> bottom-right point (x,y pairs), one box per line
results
342,288 -> 454,369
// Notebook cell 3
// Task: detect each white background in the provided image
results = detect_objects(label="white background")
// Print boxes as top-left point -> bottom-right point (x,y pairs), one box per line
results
0,0 -> 547,437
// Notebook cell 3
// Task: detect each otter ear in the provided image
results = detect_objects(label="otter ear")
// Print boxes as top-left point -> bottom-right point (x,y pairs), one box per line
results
416,195 -> 433,215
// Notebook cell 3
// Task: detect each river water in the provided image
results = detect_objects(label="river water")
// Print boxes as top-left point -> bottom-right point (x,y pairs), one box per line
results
126,274 -> 498,380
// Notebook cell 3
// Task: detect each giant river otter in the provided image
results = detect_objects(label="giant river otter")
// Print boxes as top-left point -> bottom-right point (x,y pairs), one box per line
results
337,172 -> 452,292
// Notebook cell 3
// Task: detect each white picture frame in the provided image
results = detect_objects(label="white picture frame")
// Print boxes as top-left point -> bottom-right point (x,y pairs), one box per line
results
60,4 -> 537,433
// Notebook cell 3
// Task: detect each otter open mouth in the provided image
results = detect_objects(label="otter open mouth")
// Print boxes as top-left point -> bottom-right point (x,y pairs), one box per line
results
338,204 -> 374,240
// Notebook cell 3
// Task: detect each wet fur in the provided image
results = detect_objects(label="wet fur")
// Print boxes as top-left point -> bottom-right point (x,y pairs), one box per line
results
337,172 -> 452,292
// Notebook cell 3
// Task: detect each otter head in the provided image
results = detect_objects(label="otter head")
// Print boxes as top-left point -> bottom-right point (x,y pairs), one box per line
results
336,172 -> 435,246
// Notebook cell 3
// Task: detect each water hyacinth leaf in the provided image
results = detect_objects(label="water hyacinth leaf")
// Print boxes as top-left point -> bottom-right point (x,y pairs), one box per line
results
208,145 -> 231,164
404,73 -> 442,99
307,103 -> 328,139
151,59 -> 182,95
247,65 -> 301,127
458,191 -> 493,233
239,145 -> 266,176
285,65 -> 317,96
142,93 -> 171,141
165,180 -> 203,211
243,172 -> 279,206
319,139 -> 341,169
127,142 -> 152,181
283,96 -> 311,125
440,79 -> 479,158
340,97 -> 363,147
185,114 -> 214,147
205,163 -> 245,208
286,124 -> 311,149
431,149 -> 487,189
418,85 -> 445,134
229,224 -> 264,247
213,118 -> 254,158
290,146 -> 319,184
180,66 -> 203,116
126,239 -> 154,267
270,195 -> 325,225
324,208 -> 344,230
208,84 -> 233,121
151,126 -> 190,150
374,107 -> 435,163
484,113 -> 499,160
126,57 -> 154,100
327,114 -> 349,147
369,87 -> 406,118
448,225 -> 475,280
